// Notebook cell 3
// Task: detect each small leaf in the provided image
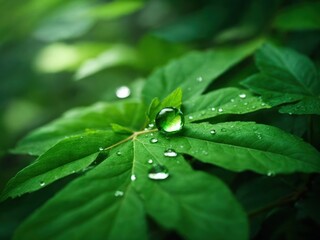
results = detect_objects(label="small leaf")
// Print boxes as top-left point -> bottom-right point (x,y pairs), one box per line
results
147,88 -> 183,123
13,100 -> 146,156
1,130 -> 125,201
142,39 -> 264,104
242,43 -> 320,115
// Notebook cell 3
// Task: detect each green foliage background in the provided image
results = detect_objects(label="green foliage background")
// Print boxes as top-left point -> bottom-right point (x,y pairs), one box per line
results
0,0 -> 320,239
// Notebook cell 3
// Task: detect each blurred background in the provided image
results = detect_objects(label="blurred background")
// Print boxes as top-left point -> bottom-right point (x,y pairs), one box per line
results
0,0 -> 319,238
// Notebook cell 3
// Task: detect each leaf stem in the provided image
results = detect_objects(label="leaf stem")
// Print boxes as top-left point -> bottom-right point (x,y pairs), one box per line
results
104,129 -> 158,151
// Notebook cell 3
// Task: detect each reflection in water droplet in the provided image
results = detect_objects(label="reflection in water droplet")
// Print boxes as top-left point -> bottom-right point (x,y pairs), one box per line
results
210,129 -> 216,135
221,128 -> 227,132
239,93 -> 246,99
150,138 -> 158,143
164,149 -> 178,157
155,107 -> 184,134
131,175 -> 137,181
218,108 -> 223,113
116,86 -> 131,99
114,190 -> 124,197
40,181 -> 45,187
148,164 -> 169,180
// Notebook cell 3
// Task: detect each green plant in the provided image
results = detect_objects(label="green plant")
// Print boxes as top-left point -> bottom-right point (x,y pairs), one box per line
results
1,39 -> 320,240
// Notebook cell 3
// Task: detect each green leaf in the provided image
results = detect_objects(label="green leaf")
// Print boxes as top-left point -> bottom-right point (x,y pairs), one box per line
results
1,130 -> 126,201
13,100 -> 146,156
242,43 -> 320,115
14,134 -> 248,240
142,39 -> 264,104
169,122 -> 320,174
183,87 -> 270,122
89,1 -> 144,20
147,88 -> 183,123
274,2 -> 320,31
111,123 -> 134,134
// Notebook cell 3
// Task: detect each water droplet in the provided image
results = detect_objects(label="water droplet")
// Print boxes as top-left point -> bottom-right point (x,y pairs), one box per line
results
257,133 -> 262,140
147,123 -> 155,129
243,102 -> 248,106
148,164 -> 169,180
267,171 -> 276,177
114,190 -> 124,197
239,93 -> 246,99
261,103 -> 266,106
218,108 -> 223,113
196,76 -> 203,82
131,175 -> 137,181
116,151 -> 122,156
221,128 -> 227,132
200,111 -> 205,116
116,86 -> 131,99
99,147 -> 104,151
155,107 -> 184,134
148,159 -> 153,164
210,129 -> 216,135
230,99 -> 235,102
40,181 -> 45,187
188,116 -> 193,120
211,107 -> 216,111
150,138 -> 158,144
164,149 -> 178,157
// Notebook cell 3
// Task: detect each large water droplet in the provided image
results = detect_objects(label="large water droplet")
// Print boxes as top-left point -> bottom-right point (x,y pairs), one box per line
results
155,107 -> 184,134
114,190 -> 124,197
40,181 -> 45,187
148,164 -> 169,180
116,86 -> 131,99
164,149 -> 178,157
150,138 -> 158,144
239,93 -> 246,99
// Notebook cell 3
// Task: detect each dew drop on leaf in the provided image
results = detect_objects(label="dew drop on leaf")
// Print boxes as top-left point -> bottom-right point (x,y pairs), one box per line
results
188,116 -> 193,120
40,181 -> 45,187
99,147 -> 104,151
150,138 -> 158,144
131,175 -> 137,181
218,108 -> 223,113
164,149 -> 178,157
116,86 -> 131,99
114,190 -> 124,197
239,93 -> 246,99
155,107 -> 184,134
210,129 -> 216,135
211,107 -> 216,111
221,128 -> 227,132
116,151 -> 122,156
148,159 -> 153,164
230,99 -> 235,102
148,164 -> 169,180
196,76 -> 203,82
